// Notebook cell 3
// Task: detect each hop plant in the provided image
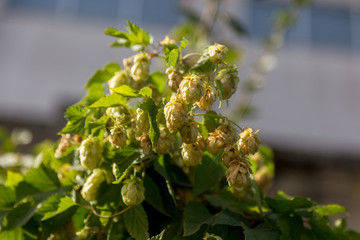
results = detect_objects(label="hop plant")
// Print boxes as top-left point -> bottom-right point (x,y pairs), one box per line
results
139,134 -> 152,154
181,135 -> 205,167
55,134 -> 72,158
121,177 -> 145,206
179,74 -> 205,104
166,66 -> 183,92
206,129 -> 226,154
216,66 -> 239,100
226,158 -> 252,188
79,136 -> 102,170
130,53 -> 150,82
81,169 -> 106,202
108,70 -> 129,93
237,128 -> 261,155
197,87 -> 216,111
208,43 -> 228,64
164,95 -> 188,132
180,118 -> 198,144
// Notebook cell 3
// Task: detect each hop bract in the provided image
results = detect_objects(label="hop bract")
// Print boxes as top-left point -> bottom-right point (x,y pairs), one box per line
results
181,135 -> 205,167
81,169 -> 106,202
226,158 -> 252,188
180,118 -> 198,144
108,70 -> 129,93
153,126 -> 174,155
206,129 -> 226,154
131,53 -> 150,82
79,136 -> 102,170
179,74 -> 204,104
217,124 -> 236,146
136,108 -> 150,134
222,146 -> 240,168
197,87 -> 216,111
166,66 -> 183,92
109,124 -> 127,149
237,128 -> 261,155
216,66 -> 239,100
208,43 -> 228,64
121,177 -> 145,206
164,95 -> 188,132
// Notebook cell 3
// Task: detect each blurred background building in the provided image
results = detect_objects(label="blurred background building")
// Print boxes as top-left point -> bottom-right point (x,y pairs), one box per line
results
0,0 -> 359,228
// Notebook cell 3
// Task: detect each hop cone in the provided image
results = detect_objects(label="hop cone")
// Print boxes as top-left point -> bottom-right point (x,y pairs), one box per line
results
79,136 -> 102,170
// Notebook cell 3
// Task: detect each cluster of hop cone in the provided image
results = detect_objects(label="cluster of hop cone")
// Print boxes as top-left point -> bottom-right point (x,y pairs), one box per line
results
55,39 -> 263,208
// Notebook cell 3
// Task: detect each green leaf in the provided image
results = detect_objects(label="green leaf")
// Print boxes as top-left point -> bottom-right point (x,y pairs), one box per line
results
139,99 -> 160,147
241,222 -> 281,240
88,115 -> 109,133
6,171 -> 23,188
0,185 -> 15,208
203,111 -> 220,133
164,44 -> 178,63
59,105 -> 87,134
0,227 -> 24,240
212,209 -> 247,227
5,202 -> 37,230
266,195 -> 314,214
126,20 -> 151,46
143,175 -> 168,216
180,39 -> 189,49
41,196 -> 78,239
259,145 -> 275,177
313,204 -> 347,216
148,72 -> 165,93
111,85 -> 138,98
148,230 -> 165,240
112,147 -> 140,184
205,190 -> 247,214
193,152 -> 225,197
24,165 -> 60,191
89,94 -> 127,108
183,202 -> 213,236
84,62 -> 121,89
168,49 -> 179,67
124,205 -> 149,240
139,87 -> 153,98
191,55 -> 215,74
84,82 -> 105,105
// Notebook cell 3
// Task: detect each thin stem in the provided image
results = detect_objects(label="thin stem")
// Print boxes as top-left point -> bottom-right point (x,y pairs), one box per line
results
90,203 -> 132,218
193,113 -> 243,131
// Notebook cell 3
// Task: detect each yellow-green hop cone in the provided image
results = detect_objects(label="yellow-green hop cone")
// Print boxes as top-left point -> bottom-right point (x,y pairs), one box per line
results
136,108 -> 150,134
197,87 -> 216,111
226,158 -> 252,188
222,146 -> 239,168
215,66 -> 239,100
217,124 -> 236,146
254,166 -> 273,191
121,177 -> 145,206
81,168 -> 106,202
206,129 -> 226,154
237,128 -> 261,155
139,134 -> 152,155
181,136 -> 205,167
153,126 -> 174,155
109,124 -> 127,149
108,70 -> 130,93
208,43 -> 228,64
180,118 -> 198,144
79,136 -> 102,170
166,66 -> 183,92
130,53 -> 150,82
164,95 -> 188,132
179,75 -> 204,104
